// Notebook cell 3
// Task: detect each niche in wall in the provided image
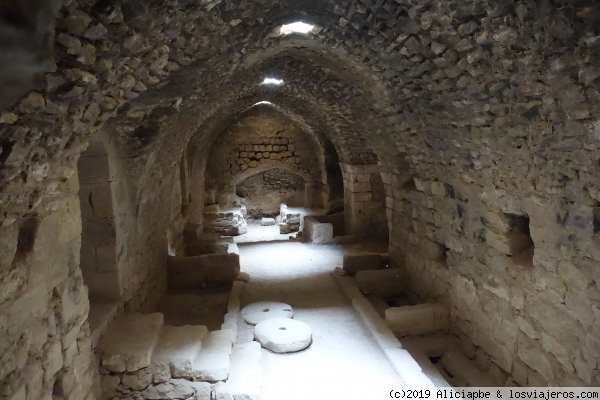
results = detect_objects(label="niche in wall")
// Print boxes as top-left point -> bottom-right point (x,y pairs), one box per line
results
505,212 -> 534,267
236,168 -> 305,218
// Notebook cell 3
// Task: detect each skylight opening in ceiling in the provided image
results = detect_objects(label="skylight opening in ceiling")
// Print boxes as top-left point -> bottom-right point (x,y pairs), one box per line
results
280,22 -> 314,35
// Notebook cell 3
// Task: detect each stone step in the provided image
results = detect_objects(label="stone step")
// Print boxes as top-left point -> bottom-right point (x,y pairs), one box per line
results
151,325 -> 209,380
356,268 -> 404,297
193,329 -> 235,382
227,342 -> 263,400
98,312 -> 164,373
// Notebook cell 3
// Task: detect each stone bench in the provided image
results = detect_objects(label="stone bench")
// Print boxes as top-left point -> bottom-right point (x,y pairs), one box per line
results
385,303 -> 449,337
168,253 -> 240,289
303,216 -> 333,244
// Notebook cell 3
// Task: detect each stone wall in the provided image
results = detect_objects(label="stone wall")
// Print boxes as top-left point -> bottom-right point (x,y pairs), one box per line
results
1,0 -> 599,393
0,173 -> 99,400
386,145 -> 600,386
340,163 -> 388,239
237,169 -> 305,218
205,105 -> 327,209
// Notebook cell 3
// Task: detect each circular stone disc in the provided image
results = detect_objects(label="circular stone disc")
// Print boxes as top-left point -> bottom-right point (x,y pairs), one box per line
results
254,318 -> 312,353
241,301 -> 293,326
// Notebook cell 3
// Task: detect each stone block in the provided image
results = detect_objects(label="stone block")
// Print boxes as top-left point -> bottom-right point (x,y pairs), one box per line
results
355,268 -> 404,296
342,253 -> 381,275
98,312 -> 164,373
441,349 -> 501,387
303,216 -> 333,244
385,303 -> 448,336
194,330 -> 234,382
347,180 -> 371,193
168,253 -> 240,288
260,217 -> 276,226
151,325 -> 208,379
205,204 -> 219,213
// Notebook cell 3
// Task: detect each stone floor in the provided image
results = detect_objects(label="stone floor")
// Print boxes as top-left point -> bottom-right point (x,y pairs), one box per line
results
236,241 -> 403,400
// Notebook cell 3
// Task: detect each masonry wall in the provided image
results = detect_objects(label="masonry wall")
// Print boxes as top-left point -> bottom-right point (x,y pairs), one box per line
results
385,119 -> 600,386
205,106 -> 326,209
237,168 -> 306,218
341,163 -> 388,239
0,172 -> 99,400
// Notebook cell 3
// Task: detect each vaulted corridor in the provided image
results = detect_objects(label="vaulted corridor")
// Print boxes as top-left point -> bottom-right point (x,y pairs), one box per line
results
1,1 -> 600,399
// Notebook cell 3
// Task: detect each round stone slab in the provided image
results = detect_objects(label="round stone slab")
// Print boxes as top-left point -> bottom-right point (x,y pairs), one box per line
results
254,318 -> 312,353
242,301 -> 293,326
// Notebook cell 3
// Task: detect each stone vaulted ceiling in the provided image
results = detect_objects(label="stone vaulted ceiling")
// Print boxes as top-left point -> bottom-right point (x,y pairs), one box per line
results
1,0 -> 600,223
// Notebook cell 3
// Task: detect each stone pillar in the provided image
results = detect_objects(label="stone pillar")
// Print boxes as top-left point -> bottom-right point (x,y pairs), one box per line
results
340,163 -> 387,238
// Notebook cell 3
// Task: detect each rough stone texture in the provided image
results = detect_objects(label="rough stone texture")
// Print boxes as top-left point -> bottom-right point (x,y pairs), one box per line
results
227,342 -> 263,400
1,0 -> 600,393
193,330 -> 234,382
98,312 -> 164,373
303,216 -> 334,244
168,253 -> 241,289
203,209 -> 248,236
238,169 -> 306,218
278,204 -> 301,234
441,349 -> 502,387
385,303 -> 450,337
355,268 -> 404,297
151,325 -> 209,380
204,106 -> 329,210
254,318 -> 313,353
241,301 -> 294,326
342,253 -> 382,275
260,217 -> 276,226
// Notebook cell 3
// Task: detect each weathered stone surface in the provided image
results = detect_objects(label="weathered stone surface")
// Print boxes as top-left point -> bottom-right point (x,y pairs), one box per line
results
441,349 -> 501,387
151,325 -> 208,379
193,330 -> 234,382
255,318 -> 312,354
355,268 -> 404,296
260,217 -> 276,226
2,0 -> 600,393
99,313 -> 164,373
228,342 -> 263,399
168,253 -> 240,288
386,304 -> 449,337
303,216 -> 334,244
342,253 -> 381,275
241,301 -> 293,326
